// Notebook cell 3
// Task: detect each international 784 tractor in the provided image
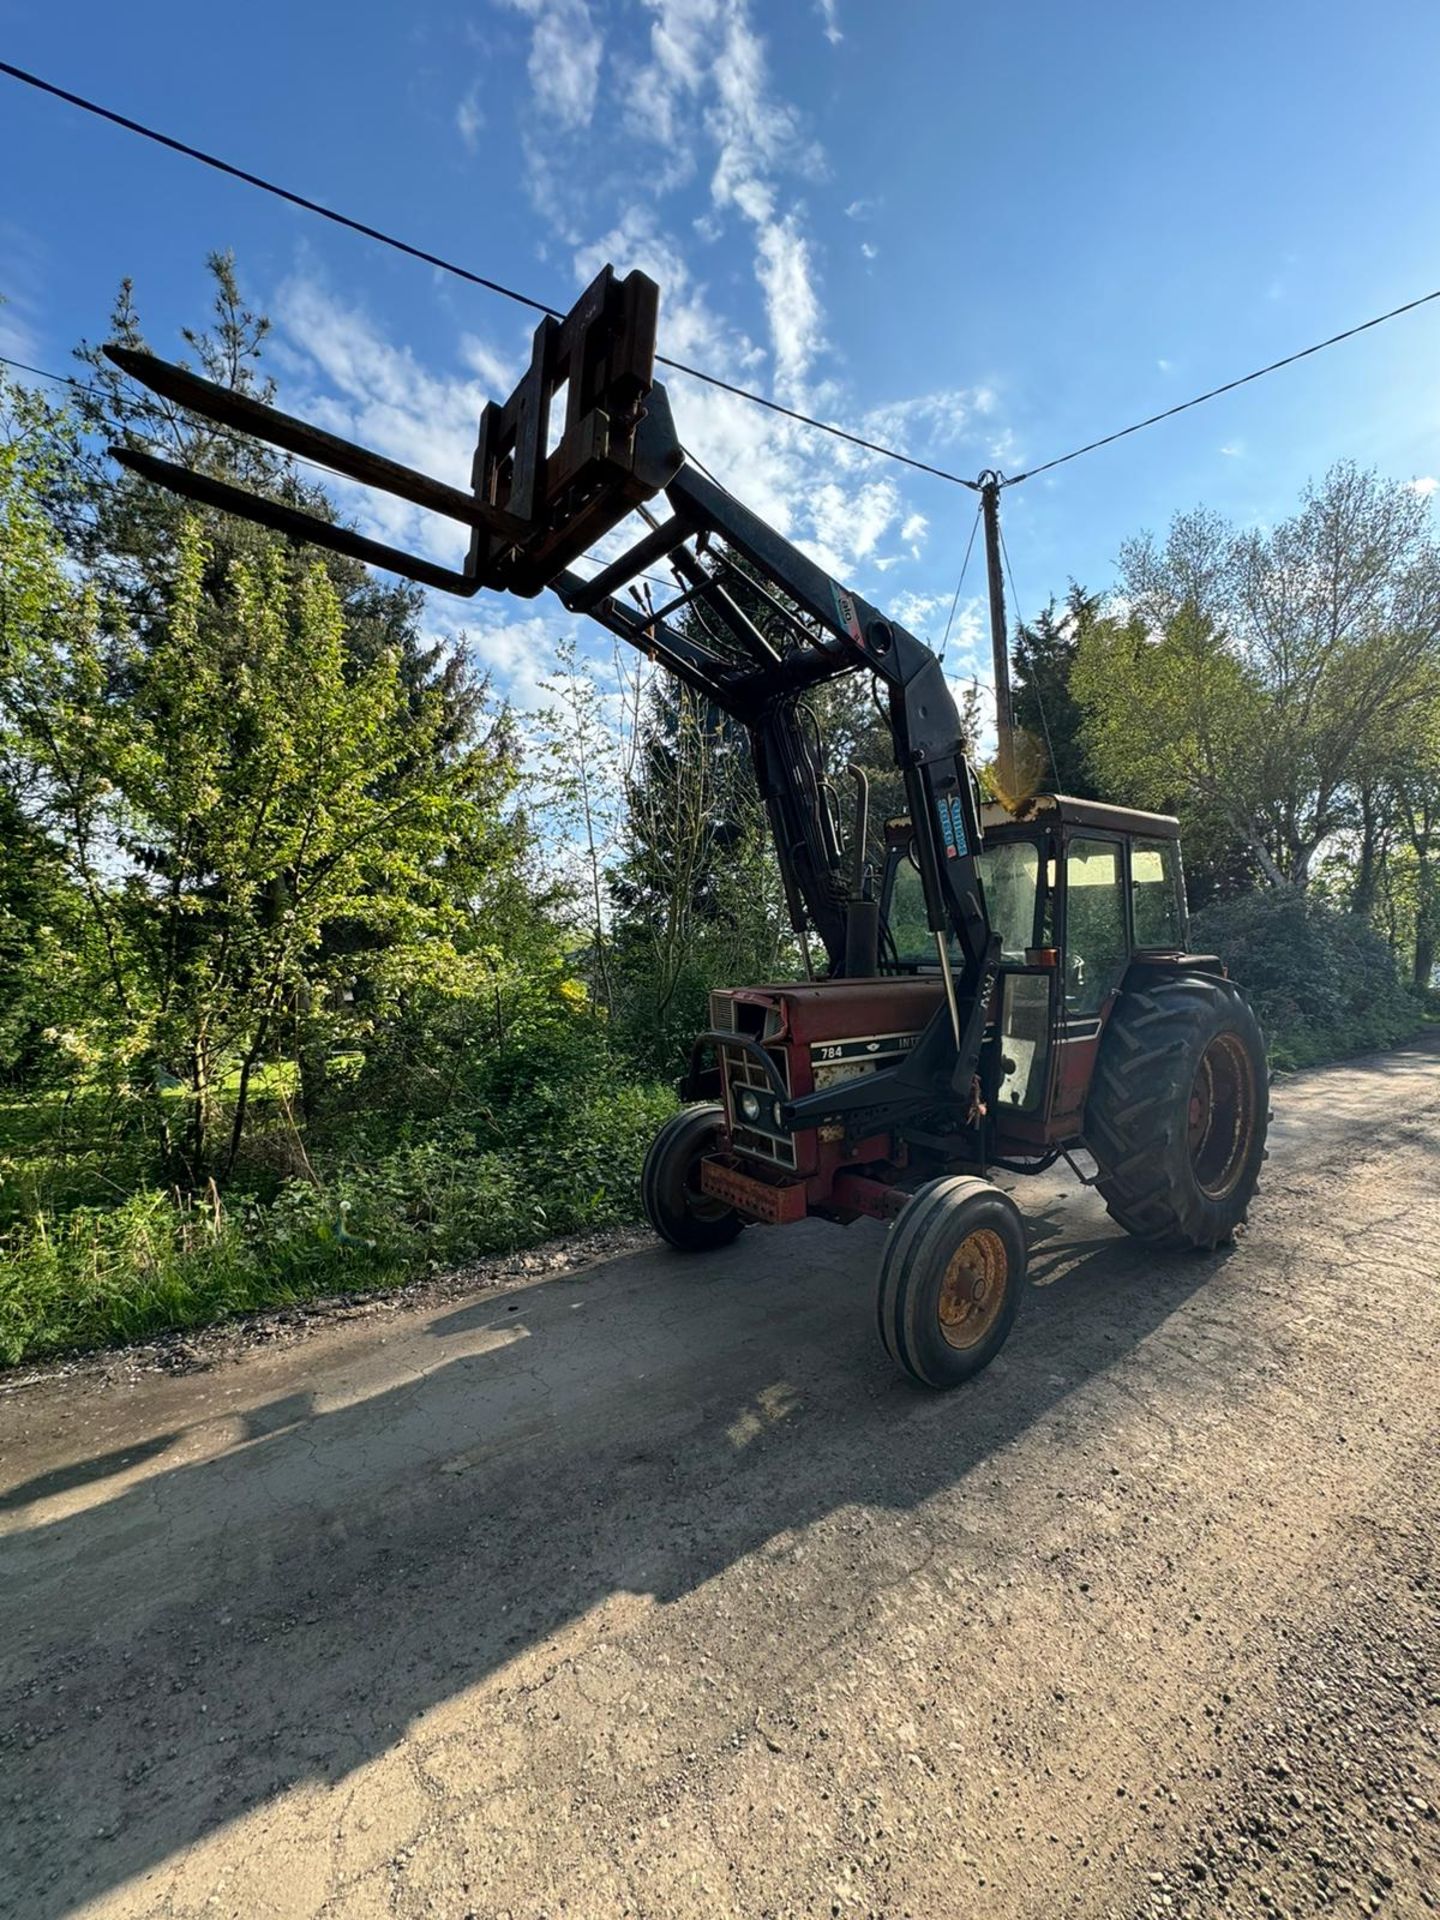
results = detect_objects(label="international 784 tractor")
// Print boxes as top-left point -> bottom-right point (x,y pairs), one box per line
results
107,266 -> 1269,1389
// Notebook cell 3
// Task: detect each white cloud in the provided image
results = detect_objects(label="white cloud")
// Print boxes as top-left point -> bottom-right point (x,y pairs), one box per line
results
498,0 -> 603,132
0,298 -> 39,366
1218,441 -> 1245,458
431,605 -> 577,716
1157,356 -> 1172,373
815,0 -> 843,44
844,196 -> 877,220
860,240 -> 878,261
258,6 -> 1019,715
755,214 -> 823,387
455,85 -> 485,152
1409,475 -> 1438,498
941,598 -> 987,666
0,223 -> 45,366
705,4 -> 823,213
613,1 -> 827,398
461,332 -> 524,395
800,477 -> 900,575
864,388 -> 980,449
890,589 -> 948,633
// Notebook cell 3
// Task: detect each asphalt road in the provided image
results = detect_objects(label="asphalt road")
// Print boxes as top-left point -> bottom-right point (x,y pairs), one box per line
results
2,1040 -> 1438,1919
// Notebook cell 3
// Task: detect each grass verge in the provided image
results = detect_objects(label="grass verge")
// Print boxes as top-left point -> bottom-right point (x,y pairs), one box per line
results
0,1080 -> 677,1367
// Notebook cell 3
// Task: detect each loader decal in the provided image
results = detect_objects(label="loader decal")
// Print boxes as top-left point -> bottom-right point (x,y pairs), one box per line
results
831,583 -> 864,644
935,793 -> 969,859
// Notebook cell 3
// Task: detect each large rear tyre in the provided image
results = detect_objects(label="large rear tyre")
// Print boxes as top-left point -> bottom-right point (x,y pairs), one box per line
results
877,1177 -> 1027,1389
1085,973 -> 1268,1250
641,1104 -> 746,1253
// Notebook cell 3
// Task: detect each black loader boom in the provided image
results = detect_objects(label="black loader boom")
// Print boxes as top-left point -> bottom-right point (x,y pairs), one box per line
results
108,263 -> 1269,1390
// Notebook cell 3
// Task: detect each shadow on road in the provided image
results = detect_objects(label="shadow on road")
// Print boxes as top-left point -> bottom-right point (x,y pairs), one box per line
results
0,1430 -> 181,1515
1,1206 -> 1217,1915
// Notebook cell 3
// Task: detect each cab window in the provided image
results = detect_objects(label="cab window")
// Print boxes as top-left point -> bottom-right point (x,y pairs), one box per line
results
885,837 -> 1039,966
980,840 -> 1041,961
1131,837 -> 1184,949
1064,837 -> 1128,1015
884,850 -> 932,962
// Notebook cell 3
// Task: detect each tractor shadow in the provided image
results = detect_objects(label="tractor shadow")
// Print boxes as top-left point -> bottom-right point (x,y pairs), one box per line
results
1,1201 -> 1218,1916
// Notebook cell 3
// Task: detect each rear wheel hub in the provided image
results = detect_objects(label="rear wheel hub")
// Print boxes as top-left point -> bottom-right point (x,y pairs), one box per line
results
1188,1032 -> 1257,1200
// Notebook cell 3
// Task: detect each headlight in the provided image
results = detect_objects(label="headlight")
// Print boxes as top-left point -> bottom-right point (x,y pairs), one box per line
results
737,1088 -> 762,1122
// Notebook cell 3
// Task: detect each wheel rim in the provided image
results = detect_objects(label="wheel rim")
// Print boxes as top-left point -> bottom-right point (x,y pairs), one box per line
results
1188,1033 -> 1256,1200
937,1227 -> 1009,1350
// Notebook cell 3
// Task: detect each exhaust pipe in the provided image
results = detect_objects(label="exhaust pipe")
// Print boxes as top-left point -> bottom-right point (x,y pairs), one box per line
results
843,764 -> 879,978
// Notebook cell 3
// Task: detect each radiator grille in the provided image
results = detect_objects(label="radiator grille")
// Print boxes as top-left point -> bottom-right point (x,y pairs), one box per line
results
720,1042 -> 796,1169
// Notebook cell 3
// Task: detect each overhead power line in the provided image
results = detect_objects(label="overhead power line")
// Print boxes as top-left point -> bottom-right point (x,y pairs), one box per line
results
5,61 -> 1439,501
1008,286 -> 1440,484
0,59 -> 979,491
0,352 -> 99,397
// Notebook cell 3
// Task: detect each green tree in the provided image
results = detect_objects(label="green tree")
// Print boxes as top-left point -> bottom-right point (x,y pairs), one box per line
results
608,668 -> 790,1071
0,378 -> 91,1082
62,254 -> 488,756
1389,699 -> 1440,989
1011,585 -> 1101,798
1,473 -> 512,1178
534,637 -> 625,1014
1100,468 -> 1440,890
63,257 -> 508,1121
1071,597 -> 1272,897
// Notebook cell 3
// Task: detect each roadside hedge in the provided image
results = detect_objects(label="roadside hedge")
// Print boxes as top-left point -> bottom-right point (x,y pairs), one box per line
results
1191,890 -> 1423,1070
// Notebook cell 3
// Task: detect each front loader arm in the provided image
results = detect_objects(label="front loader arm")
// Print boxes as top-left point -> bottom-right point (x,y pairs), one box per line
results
105,264 -> 998,1103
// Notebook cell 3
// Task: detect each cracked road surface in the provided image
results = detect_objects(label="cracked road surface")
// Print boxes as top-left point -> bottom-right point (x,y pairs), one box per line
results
2,1040 -> 1439,1919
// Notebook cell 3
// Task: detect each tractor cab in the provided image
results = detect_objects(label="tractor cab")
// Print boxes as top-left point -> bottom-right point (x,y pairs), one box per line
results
878,794 -> 1194,1150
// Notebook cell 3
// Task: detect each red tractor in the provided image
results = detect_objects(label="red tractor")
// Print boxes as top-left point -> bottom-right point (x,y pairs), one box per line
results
109,265 -> 1268,1389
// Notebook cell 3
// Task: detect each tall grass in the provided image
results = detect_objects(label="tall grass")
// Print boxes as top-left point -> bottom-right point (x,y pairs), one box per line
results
0,1080 -> 677,1366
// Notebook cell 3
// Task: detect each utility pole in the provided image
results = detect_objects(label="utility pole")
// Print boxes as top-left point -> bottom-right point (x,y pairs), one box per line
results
979,471 -> 1014,798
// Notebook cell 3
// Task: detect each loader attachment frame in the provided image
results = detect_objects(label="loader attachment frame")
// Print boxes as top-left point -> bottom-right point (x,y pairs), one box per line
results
106,264 -> 999,1141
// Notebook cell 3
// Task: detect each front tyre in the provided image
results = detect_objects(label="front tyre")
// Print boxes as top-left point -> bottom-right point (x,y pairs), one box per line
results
641,1104 -> 745,1253
1085,972 -> 1268,1250
877,1177 -> 1027,1389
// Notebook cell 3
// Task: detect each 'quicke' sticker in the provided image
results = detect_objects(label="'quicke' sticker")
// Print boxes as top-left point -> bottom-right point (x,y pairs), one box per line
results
935,794 -> 968,860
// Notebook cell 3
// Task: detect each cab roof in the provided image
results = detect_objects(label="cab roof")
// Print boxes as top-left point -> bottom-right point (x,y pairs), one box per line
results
979,793 -> 1181,838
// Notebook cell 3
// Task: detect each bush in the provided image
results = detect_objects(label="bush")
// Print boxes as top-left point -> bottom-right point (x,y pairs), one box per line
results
292,1076 -> 678,1269
1192,889 -> 1423,1070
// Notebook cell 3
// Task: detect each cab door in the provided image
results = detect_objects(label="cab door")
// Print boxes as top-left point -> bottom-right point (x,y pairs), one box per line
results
1050,831 -> 1130,1130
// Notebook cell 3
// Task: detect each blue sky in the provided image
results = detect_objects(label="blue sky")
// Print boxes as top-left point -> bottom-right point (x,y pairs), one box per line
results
4,0 -> 1440,715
